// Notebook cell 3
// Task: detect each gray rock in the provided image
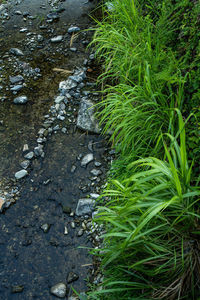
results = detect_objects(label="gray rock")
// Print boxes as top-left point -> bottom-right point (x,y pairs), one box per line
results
34,145 -> 44,157
55,95 -> 65,104
90,169 -> 102,176
47,12 -> 59,20
90,193 -> 100,199
50,283 -> 67,298
13,96 -> 28,104
77,98 -> 100,133
68,26 -> 80,34
51,35 -> 63,43
20,160 -> 30,169
94,161 -> 102,167
59,78 -> 77,91
77,228 -> 84,237
9,75 -> 24,84
10,85 -> 23,92
76,198 -> 95,216
24,151 -> 34,159
10,48 -> 24,56
41,223 -> 50,233
15,169 -> 28,179
81,153 -> 94,167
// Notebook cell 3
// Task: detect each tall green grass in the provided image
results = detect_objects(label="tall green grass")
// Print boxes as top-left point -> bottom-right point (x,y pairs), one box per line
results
90,112 -> 200,299
88,0 -> 200,298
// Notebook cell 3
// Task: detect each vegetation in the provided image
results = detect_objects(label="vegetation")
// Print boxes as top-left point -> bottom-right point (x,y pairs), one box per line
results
88,0 -> 200,299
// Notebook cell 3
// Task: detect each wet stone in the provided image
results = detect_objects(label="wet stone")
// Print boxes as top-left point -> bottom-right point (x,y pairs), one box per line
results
15,169 -> 28,179
9,48 -> 24,56
55,95 -> 65,104
13,95 -> 28,104
24,151 -> 34,159
62,205 -> 71,214
77,98 -> 100,133
11,285 -> 24,293
81,153 -> 94,167
76,198 -> 95,216
41,223 -> 50,233
47,12 -> 59,20
9,75 -> 24,84
20,160 -> 30,169
90,169 -> 102,176
51,35 -> 63,43
77,228 -> 84,237
10,85 -> 23,92
67,272 -> 79,283
50,283 -> 67,298
68,26 -> 80,34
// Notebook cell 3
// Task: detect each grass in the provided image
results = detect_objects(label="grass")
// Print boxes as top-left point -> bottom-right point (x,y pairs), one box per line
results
87,0 -> 200,299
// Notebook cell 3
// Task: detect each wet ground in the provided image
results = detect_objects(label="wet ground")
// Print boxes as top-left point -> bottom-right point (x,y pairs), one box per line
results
0,0 -> 108,299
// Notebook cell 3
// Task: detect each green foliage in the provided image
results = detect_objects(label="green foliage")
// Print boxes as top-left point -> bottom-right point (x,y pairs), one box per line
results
89,113 -> 200,299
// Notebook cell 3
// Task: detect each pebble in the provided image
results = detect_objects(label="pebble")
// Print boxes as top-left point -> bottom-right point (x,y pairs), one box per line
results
51,35 -> 63,43
77,228 -> 84,237
90,169 -> 102,176
20,160 -> 30,169
55,95 -> 65,104
41,223 -> 50,233
15,169 -> 28,179
76,198 -> 95,216
68,26 -> 80,34
10,85 -> 23,92
24,151 -> 34,159
81,153 -> 94,167
13,96 -> 28,104
10,75 -> 24,84
50,283 -> 67,298
9,48 -> 24,56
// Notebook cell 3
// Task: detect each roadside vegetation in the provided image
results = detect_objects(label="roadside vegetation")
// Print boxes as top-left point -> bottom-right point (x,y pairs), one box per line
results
88,0 -> 200,299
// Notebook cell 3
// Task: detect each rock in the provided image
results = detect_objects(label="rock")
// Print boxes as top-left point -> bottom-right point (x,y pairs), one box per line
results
77,228 -> 84,237
11,285 -> 24,293
24,151 -> 34,159
10,85 -> 23,92
76,198 -> 95,216
51,35 -> 63,43
13,96 -> 28,104
41,223 -> 50,233
94,161 -> 102,167
10,48 -> 24,56
34,145 -> 44,157
20,160 -> 30,169
81,153 -> 94,167
68,26 -> 80,34
90,169 -> 102,176
67,272 -> 79,283
59,78 -> 77,91
90,193 -> 100,199
55,95 -> 65,104
47,12 -> 59,20
77,99 -> 100,133
9,75 -> 24,84
62,205 -> 71,214
50,283 -> 67,298
0,197 -> 5,212
15,170 -> 28,179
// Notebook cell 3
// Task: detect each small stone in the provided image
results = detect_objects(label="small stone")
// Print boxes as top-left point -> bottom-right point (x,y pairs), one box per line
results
13,96 -> 28,104
70,47 -> 77,52
90,193 -> 100,199
94,161 -> 102,167
10,85 -> 23,92
20,160 -> 30,169
61,127 -> 67,134
77,228 -> 84,237
24,151 -> 34,159
55,95 -> 65,104
11,285 -> 24,293
51,35 -> 63,43
0,197 -> 5,212
68,26 -> 80,34
90,169 -> 102,176
70,165 -> 76,173
77,98 -> 100,133
71,222 -> 75,229
41,223 -> 50,233
67,272 -> 79,283
76,198 -> 95,216
9,75 -> 24,84
10,48 -> 24,56
15,170 -> 28,179
50,283 -> 67,298
64,226 -> 68,235
81,153 -> 94,167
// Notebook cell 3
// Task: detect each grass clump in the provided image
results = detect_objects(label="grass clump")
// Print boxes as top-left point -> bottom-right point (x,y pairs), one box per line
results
88,0 -> 200,299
